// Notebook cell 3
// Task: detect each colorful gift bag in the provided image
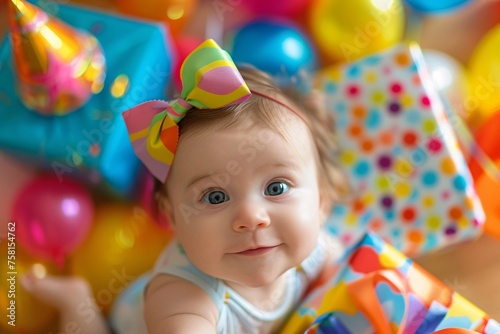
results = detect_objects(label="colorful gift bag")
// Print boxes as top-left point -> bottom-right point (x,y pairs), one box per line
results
0,1 -> 174,198
318,42 -> 484,255
281,231 -> 500,334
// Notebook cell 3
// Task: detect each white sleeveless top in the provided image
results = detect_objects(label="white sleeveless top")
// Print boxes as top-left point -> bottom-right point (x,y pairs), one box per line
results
110,232 -> 339,334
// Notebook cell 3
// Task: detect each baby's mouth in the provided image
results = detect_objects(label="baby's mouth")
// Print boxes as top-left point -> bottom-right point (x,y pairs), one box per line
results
234,245 -> 280,256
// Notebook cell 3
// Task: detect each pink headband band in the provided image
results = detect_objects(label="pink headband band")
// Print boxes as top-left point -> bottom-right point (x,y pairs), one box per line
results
250,90 -> 311,128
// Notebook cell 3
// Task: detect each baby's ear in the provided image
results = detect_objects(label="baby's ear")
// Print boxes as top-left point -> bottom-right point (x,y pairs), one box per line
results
156,192 -> 177,230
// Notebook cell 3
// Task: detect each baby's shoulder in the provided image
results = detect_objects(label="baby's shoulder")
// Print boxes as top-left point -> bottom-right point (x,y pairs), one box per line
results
144,274 -> 219,332
146,273 -> 186,295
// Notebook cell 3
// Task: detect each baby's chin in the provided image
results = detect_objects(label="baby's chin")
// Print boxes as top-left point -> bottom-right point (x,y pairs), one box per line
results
241,269 -> 290,288
219,260 -> 292,288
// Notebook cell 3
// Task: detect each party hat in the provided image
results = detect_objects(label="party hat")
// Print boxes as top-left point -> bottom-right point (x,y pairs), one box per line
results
8,0 -> 106,116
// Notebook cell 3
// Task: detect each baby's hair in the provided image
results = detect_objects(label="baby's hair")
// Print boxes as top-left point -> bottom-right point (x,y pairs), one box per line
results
152,67 -> 349,225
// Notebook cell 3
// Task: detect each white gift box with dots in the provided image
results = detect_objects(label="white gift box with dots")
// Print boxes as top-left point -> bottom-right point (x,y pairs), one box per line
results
320,43 -> 484,256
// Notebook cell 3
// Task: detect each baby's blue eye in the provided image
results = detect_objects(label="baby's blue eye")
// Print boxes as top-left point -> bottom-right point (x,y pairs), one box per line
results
203,191 -> 229,204
265,182 -> 289,196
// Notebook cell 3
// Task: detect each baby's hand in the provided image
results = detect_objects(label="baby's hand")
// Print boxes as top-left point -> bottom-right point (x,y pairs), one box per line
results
20,274 -> 112,334
20,273 -> 93,309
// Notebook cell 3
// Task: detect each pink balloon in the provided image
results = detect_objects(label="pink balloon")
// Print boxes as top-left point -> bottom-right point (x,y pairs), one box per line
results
242,0 -> 310,18
12,174 -> 94,267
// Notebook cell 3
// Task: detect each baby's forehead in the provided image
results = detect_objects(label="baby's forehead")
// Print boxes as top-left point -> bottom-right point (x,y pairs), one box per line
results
175,125 -> 314,176
190,109 -> 309,139
243,104 -> 310,134
182,101 -> 305,133
184,116 -> 315,163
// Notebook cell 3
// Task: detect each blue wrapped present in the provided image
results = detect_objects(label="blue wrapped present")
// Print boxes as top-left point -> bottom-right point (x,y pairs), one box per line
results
0,1 -> 174,197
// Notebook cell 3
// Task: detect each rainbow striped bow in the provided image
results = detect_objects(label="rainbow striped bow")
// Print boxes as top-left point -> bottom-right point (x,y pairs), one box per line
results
122,39 -> 251,182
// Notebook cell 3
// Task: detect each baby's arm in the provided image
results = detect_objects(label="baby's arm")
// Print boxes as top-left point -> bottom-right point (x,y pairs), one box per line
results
144,274 -> 219,334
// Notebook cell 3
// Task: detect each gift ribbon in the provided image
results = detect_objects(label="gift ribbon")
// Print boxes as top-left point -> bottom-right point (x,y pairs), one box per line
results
434,330 -> 480,334
346,270 -> 410,333
337,269 -> 482,334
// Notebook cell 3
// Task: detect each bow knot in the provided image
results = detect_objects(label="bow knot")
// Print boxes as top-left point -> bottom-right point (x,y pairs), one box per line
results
123,39 -> 251,182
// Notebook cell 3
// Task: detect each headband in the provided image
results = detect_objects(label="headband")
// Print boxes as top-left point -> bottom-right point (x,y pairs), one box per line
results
123,39 -> 306,183
250,90 -> 310,127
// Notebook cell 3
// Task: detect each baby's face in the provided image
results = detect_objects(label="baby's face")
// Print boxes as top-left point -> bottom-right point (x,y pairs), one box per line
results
164,116 -> 323,288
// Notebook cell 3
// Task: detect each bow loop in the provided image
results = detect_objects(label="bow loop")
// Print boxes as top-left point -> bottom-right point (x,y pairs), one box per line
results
123,39 -> 251,182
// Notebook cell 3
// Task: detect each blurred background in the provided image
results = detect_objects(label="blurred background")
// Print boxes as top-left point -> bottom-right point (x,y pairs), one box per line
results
2,0 -> 500,332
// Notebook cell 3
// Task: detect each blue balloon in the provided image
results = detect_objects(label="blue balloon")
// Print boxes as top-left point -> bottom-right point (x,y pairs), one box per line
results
228,19 -> 317,87
405,0 -> 472,13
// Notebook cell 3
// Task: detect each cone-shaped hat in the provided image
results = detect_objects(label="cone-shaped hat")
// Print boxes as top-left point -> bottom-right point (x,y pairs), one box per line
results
8,0 -> 106,115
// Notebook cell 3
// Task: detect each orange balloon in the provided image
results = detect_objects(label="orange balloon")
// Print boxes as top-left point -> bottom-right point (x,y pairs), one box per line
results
0,244 -> 62,333
475,168 -> 500,238
69,204 -> 172,314
468,111 -> 500,180
114,0 -> 197,36
467,111 -> 500,238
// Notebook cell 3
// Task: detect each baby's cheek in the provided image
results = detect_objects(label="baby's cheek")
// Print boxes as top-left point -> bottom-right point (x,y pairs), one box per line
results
297,209 -> 322,238
289,224 -> 319,263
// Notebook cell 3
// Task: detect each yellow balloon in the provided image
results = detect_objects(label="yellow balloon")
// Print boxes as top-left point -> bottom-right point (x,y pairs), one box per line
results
309,0 -> 405,64
0,245 -> 61,333
69,204 -> 172,314
468,24 -> 500,130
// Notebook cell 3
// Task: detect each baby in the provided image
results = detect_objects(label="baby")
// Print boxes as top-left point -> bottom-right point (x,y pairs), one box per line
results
21,39 -> 347,334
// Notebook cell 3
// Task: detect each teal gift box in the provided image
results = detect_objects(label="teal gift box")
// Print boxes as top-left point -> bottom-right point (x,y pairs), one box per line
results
0,1 -> 174,197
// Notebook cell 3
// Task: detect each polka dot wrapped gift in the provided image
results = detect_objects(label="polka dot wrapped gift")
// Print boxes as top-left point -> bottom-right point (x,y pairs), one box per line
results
319,43 -> 484,256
